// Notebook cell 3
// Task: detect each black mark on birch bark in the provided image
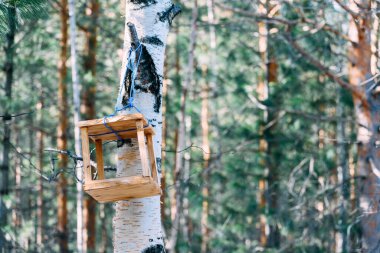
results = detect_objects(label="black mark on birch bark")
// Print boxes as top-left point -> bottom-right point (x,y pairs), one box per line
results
141,36 -> 164,46
157,4 -> 181,26
122,45 -> 162,113
131,0 -> 157,9
141,244 -> 164,253
156,158 -> 161,174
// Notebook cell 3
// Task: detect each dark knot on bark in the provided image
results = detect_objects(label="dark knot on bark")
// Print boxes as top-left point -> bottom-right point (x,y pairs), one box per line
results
127,22 -> 141,49
158,4 -> 181,26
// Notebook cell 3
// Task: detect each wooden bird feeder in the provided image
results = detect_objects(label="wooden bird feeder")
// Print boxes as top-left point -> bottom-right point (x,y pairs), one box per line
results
77,113 -> 161,203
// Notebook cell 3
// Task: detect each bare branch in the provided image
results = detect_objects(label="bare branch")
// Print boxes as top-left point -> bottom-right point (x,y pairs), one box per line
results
320,23 -> 356,44
283,33 -> 368,107
216,2 -> 298,25
334,0 -> 359,18
0,111 -> 34,119
9,142 -> 50,181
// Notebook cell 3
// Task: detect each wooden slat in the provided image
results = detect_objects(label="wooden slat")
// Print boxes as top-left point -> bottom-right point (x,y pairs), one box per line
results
136,120 -> 150,177
89,126 -> 155,142
77,113 -> 155,141
77,114 -> 146,128
95,140 -> 104,180
83,176 -> 161,203
80,127 -> 92,183
86,121 -> 146,135
146,134 -> 159,184
84,175 -> 152,189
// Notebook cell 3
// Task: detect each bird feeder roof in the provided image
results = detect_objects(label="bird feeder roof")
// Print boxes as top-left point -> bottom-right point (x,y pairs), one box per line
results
77,113 -> 154,141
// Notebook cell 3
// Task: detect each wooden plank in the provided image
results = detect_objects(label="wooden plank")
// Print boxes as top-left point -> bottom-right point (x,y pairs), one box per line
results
136,120 -> 150,177
77,113 -> 146,128
83,176 -> 161,203
84,175 -> 151,189
80,127 -> 92,183
146,134 -> 159,184
86,120 -> 146,135
95,140 -> 104,180
88,126 -> 154,141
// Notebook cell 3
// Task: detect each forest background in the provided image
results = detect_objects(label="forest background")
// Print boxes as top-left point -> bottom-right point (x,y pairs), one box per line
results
1,0 -> 380,252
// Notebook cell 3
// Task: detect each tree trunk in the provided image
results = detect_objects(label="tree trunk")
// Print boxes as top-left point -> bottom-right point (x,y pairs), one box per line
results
347,1 -> 380,251
200,1 -> 215,251
12,136 -> 21,231
36,119 -> 44,249
161,58 -> 169,223
168,25 -> 181,244
371,0 -> 379,73
113,1 -> 179,252
169,127 -> 179,245
168,1 -> 197,251
200,67 -> 211,253
57,0 -> 69,252
0,6 -> 16,246
257,0 -> 269,247
181,115 -> 192,250
99,204 -> 108,253
82,1 -> 99,252
68,0 -> 84,251
336,87 -> 349,253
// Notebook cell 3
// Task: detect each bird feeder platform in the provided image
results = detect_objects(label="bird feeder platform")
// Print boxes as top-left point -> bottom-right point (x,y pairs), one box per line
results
77,113 -> 161,203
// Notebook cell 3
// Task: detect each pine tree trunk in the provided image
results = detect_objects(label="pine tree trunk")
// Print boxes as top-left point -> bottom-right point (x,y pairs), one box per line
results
200,68 -> 211,253
82,1 -> 99,252
169,1 -> 197,251
169,127 -> 179,245
161,59 -> 169,223
257,0 -> 269,247
0,6 -> 16,246
266,24 -> 279,253
200,1 -> 215,251
12,133 -> 21,229
347,1 -> 380,251
371,0 -> 379,73
181,115 -> 192,250
99,204 -> 108,253
113,1 -> 179,252
168,26 -> 180,247
57,0 -> 69,251
336,87 -> 349,253
36,115 -> 44,248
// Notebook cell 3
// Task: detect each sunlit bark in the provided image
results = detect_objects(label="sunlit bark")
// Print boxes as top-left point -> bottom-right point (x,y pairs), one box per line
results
347,1 -> 380,251
57,0 -> 69,251
113,1 -> 179,252
82,1 -> 99,252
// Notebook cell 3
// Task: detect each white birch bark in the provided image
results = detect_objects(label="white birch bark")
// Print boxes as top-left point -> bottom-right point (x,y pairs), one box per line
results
68,0 -> 83,251
113,1 -> 179,252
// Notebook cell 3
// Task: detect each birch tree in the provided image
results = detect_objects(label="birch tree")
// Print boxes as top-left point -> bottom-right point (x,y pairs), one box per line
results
68,0 -> 83,251
113,1 -> 180,252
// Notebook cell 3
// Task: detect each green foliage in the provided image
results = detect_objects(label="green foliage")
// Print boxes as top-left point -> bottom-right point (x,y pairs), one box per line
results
0,0 -> 47,39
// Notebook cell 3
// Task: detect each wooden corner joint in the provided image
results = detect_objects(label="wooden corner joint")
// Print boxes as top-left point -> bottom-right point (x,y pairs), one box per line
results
136,119 -> 144,130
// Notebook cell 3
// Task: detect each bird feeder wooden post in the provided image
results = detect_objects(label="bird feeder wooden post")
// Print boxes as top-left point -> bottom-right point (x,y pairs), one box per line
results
77,113 -> 161,203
